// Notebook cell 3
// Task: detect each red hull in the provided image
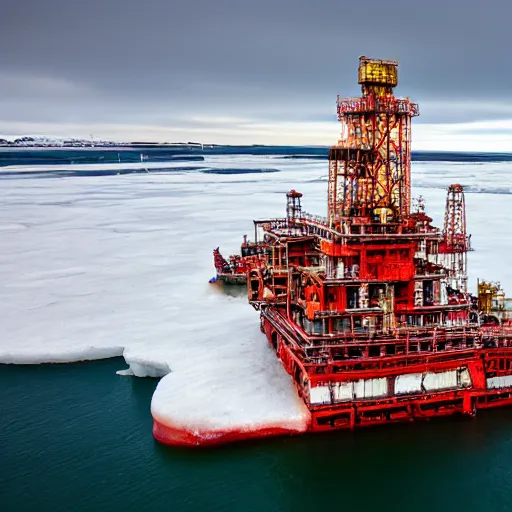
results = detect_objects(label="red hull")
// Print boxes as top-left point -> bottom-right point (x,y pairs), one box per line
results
308,385 -> 512,431
261,315 -> 512,433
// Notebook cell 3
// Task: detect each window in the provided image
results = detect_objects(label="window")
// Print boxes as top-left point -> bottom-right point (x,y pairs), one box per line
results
369,345 -> 380,357
334,318 -> 351,333
385,345 -> 396,356
304,318 -> 325,335
347,287 -> 359,309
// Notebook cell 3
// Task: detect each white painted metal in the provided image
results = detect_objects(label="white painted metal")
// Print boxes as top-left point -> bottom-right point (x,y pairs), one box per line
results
364,377 -> 388,398
309,384 -> 331,405
487,375 -> 512,389
353,378 -> 387,399
395,373 -> 422,394
458,367 -> 472,388
423,370 -> 458,391
333,382 -> 353,402
440,279 -> 448,305
414,281 -> 423,307
316,368 -> 474,406
353,380 -> 365,400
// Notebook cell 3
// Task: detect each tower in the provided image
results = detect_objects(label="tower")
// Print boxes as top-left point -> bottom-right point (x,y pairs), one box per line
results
286,189 -> 303,226
439,184 -> 470,291
328,56 -> 419,231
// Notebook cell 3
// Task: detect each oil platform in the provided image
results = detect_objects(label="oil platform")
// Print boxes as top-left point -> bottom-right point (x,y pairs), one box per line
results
213,56 -> 512,435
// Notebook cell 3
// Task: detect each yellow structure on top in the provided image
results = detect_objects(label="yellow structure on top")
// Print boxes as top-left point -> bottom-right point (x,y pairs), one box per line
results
358,56 -> 398,96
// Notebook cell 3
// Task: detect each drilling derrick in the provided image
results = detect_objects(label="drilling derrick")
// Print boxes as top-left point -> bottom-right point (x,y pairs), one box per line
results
439,184 -> 470,292
328,57 -> 419,229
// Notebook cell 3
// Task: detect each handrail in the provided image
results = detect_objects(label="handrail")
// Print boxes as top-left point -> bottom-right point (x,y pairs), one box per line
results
337,96 -> 419,118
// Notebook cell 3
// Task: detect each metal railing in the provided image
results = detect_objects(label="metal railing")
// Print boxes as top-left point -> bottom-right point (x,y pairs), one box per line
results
337,96 -> 419,118
301,211 -> 328,225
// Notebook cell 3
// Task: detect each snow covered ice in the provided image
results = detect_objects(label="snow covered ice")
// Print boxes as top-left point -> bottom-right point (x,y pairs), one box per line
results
1,154 -> 511,444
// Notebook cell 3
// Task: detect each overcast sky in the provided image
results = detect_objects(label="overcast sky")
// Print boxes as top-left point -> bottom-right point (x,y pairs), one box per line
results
2,0 -> 512,149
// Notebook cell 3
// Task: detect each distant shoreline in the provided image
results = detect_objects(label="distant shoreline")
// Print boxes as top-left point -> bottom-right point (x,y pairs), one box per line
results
0,142 -> 206,150
1,144 -> 512,163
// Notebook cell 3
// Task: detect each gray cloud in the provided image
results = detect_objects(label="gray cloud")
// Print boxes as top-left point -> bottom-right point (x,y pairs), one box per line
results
1,0 -> 512,139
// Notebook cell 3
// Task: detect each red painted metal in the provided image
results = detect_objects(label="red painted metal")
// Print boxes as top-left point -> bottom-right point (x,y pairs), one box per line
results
212,237 -> 268,284
152,417 -> 301,447
208,56 -> 512,443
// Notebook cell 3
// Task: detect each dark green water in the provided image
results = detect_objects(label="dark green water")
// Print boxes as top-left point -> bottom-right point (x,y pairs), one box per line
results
1,359 -> 511,512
